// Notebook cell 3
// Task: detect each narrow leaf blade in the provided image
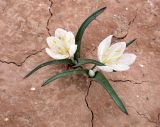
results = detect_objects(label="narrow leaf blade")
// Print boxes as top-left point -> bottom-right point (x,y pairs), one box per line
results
126,39 -> 136,47
75,7 -> 106,59
75,58 -> 105,67
42,69 -> 89,86
92,72 -> 128,114
24,59 -> 73,78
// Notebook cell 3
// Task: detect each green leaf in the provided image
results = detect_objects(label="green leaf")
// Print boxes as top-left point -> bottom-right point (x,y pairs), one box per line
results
24,59 -> 73,78
42,69 -> 89,87
91,72 -> 128,114
126,39 -> 136,47
75,58 -> 105,67
74,7 -> 106,59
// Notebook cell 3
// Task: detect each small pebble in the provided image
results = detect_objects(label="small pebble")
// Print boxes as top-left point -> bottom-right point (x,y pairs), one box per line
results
139,64 -> 144,68
30,87 -> 36,91
4,118 -> 9,122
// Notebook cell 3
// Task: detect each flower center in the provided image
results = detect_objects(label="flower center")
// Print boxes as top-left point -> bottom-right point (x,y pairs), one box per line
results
101,48 -> 122,65
51,39 -> 70,56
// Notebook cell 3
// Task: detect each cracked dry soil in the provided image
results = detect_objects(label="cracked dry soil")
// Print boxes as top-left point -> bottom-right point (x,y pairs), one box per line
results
0,0 -> 160,127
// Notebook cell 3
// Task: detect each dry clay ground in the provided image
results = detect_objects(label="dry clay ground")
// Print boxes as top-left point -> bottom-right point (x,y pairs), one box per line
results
0,0 -> 160,127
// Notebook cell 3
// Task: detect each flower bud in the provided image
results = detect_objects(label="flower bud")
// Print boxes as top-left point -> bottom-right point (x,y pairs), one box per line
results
89,70 -> 95,77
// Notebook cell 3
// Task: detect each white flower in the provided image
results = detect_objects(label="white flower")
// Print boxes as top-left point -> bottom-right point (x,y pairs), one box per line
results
46,28 -> 77,59
97,35 -> 136,72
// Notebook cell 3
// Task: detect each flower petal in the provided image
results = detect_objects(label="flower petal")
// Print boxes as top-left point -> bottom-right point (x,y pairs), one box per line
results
65,31 -> 75,45
47,36 -> 55,49
55,28 -> 67,39
108,42 -> 126,60
97,35 -> 113,61
110,64 -> 130,71
69,44 -> 77,58
45,48 -> 69,59
97,65 -> 113,72
46,36 -> 61,50
119,53 -> 136,65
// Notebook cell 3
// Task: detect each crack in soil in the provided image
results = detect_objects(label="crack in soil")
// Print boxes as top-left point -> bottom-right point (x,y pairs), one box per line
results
46,0 -> 53,36
114,8 -> 138,40
156,113 -> 160,127
85,80 -> 94,127
109,79 -> 148,85
127,105 -> 156,124
0,48 -> 44,67
0,0 -> 54,67
128,8 -> 138,26
124,8 -> 138,38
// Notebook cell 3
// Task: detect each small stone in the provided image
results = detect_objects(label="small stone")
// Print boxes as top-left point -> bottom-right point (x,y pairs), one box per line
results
125,8 -> 128,10
139,64 -> 144,68
30,87 -> 36,91
4,118 -> 9,122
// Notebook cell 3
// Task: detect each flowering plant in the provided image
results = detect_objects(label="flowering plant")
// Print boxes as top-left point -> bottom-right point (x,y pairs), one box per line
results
25,7 -> 136,114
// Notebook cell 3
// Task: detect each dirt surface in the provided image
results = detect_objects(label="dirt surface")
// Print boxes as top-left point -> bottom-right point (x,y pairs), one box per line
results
0,0 -> 160,127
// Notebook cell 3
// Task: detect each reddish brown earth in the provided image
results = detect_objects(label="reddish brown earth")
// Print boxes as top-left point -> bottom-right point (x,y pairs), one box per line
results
0,0 -> 160,127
